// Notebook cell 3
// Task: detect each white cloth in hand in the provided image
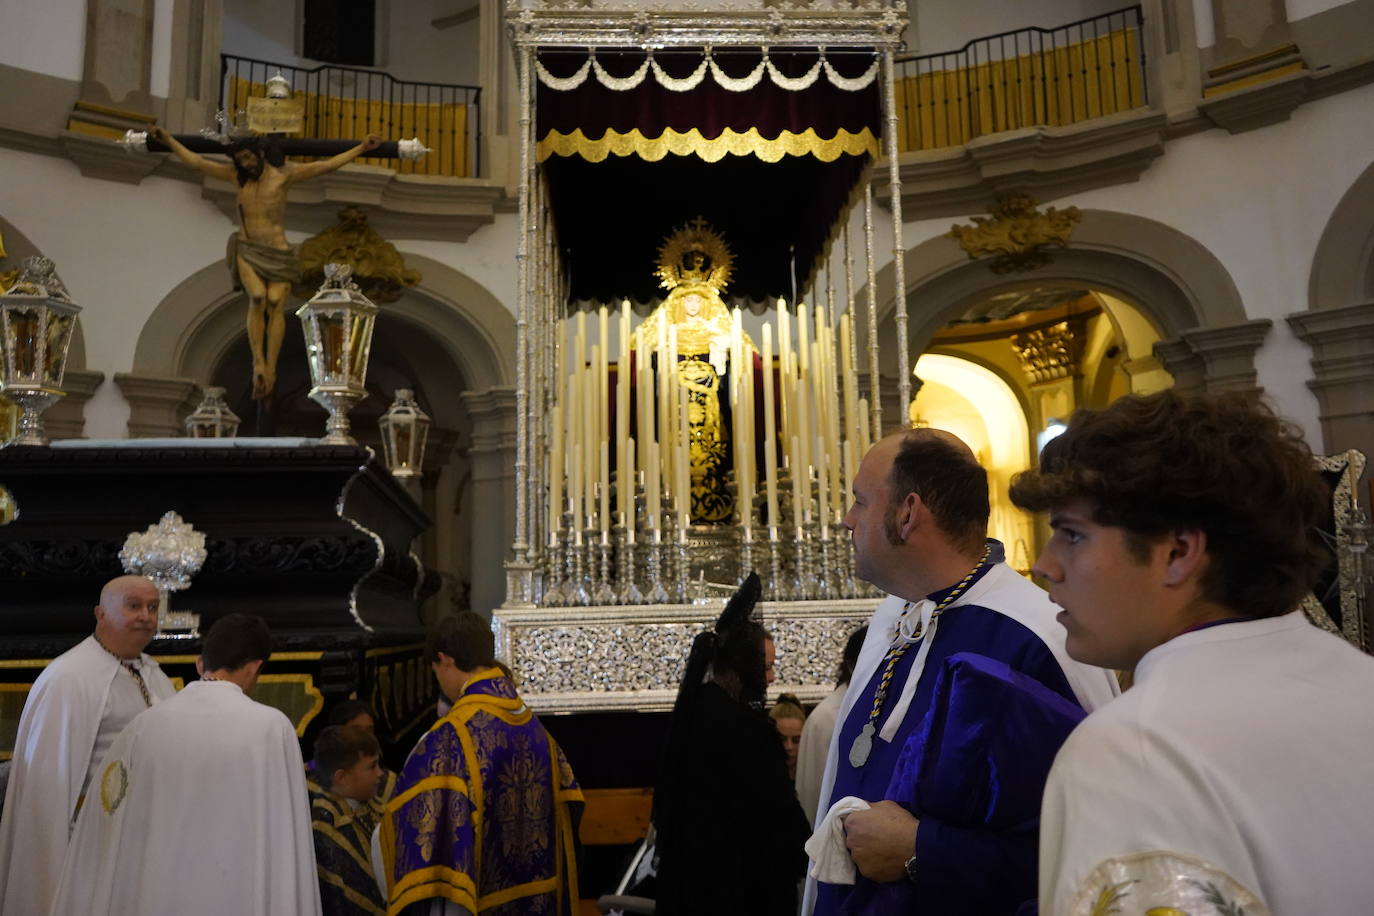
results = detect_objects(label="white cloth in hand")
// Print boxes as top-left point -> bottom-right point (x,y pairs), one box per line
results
805,796 -> 871,885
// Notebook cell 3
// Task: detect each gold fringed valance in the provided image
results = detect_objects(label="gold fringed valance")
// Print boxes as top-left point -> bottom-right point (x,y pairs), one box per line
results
536,126 -> 879,164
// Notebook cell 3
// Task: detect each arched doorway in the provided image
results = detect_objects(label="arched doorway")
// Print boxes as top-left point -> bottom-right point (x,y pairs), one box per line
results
911,288 -> 1165,563
844,208 -> 1253,560
910,352 -> 1034,570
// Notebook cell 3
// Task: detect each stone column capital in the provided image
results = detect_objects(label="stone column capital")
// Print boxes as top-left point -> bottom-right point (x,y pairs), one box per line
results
1287,302 -> 1374,457
1185,318 -> 1272,396
1151,336 -> 1206,394
458,386 -> 518,614
459,386 -> 519,457
45,369 -> 107,440
113,373 -> 201,438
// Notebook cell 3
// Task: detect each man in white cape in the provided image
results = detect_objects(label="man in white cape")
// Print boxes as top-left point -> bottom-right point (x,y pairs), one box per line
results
49,612 -> 322,916
0,575 -> 175,916
1011,390 -> 1374,915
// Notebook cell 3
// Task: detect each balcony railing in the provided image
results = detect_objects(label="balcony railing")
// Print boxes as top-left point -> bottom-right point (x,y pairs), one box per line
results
893,6 -> 1147,153
219,54 -> 481,178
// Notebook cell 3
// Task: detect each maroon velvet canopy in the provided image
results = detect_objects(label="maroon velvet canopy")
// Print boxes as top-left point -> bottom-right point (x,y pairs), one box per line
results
535,48 -> 882,306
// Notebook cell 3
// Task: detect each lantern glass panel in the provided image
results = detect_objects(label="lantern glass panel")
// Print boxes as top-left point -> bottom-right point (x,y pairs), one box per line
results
395,422 -> 413,470
43,313 -> 75,387
8,307 -> 41,380
412,422 -> 430,470
319,313 -> 347,380
349,313 -> 375,385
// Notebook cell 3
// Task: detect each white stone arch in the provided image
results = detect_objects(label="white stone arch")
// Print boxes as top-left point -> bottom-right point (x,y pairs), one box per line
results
132,252 -> 515,392
1308,158 -> 1374,312
856,209 -> 1263,397
1289,158 -> 1374,459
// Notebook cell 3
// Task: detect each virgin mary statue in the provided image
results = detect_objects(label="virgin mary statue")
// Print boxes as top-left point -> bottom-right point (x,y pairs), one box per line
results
633,218 -> 756,524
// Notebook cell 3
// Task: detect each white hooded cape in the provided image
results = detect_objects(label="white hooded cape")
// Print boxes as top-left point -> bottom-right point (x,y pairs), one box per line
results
0,636 -> 174,916
48,679 -> 322,916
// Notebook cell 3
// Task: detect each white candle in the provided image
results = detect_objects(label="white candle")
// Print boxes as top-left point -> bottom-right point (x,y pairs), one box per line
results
646,439 -> 660,528
740,338 -> 756,526
548,403 -> 563,541
791,434 -> 804,532
658,319 -> 671,511
617,299 -> 630,465
637,323 -> 652,479
797,303 -> 811,483
762,324 -> 778,531
598,304 -> 610,452
599,439 -> 610,535
777,300 -> 792,446
568,363 -> 583,545
816,434 -> 830,539
624,436 -> 637,543
676,347 -> 691,530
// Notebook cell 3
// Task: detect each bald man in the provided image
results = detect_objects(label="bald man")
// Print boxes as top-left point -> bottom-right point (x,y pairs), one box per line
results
0,575 -> 176,916
805,430 -> 1119,916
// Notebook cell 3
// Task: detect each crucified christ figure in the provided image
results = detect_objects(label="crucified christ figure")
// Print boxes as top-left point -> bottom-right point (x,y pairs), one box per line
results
151,127 -> 382,399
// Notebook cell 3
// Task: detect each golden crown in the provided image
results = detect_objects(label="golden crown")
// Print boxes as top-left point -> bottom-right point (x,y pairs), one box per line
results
655,217 -> 733,294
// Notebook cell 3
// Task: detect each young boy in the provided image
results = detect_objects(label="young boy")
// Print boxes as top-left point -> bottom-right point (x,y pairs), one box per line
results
310,725 -> 386,916
1010,390 -> 1374,914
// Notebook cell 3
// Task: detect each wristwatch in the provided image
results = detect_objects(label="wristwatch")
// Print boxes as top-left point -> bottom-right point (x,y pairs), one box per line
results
904,853 -> 919,884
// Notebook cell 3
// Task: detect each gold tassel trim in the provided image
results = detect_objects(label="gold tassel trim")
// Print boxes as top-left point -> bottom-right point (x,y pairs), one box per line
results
536,126 -> 879,163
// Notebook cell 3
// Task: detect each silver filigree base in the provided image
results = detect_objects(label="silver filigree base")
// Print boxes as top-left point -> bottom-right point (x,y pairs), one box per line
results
3,386 -> 63,446
308,385 -> 366,445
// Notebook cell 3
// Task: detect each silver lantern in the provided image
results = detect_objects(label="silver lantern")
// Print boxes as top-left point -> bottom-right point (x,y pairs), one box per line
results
379,387 -> 432,479
0,257 -> 81,447
296,263 -> 378,445
185,386 -> 241,438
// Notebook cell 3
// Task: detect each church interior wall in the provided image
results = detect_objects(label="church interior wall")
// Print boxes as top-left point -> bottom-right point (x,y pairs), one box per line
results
1192,0 -> 1216,47
1287,0 -> 1359,20
0,0 -> 87,82
906,0 -> 1130,54
222,0 -> 482,87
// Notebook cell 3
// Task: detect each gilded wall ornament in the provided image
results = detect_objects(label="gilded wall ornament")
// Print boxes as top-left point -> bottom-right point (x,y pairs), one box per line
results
1012,319 -> 1085,384
295,206 -> 421,304
947,193 -> 1082,274
0,230 -> 17,293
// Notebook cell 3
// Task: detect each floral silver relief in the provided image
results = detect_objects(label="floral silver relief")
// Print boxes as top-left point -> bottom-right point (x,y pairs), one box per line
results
499,600 -> 875,712
119,511 -> 208,637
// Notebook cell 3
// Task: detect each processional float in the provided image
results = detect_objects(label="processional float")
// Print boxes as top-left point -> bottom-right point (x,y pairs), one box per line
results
496,1 -> 916,712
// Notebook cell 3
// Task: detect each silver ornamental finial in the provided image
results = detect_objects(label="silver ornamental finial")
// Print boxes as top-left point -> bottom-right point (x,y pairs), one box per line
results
119,511 -> 208,638
119,511 -> 208,593
322,262 -> 358,288
10,257 -> 72,302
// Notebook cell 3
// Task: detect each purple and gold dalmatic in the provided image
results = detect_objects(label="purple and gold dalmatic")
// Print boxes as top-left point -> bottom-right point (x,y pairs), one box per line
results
380,669 -> 583,915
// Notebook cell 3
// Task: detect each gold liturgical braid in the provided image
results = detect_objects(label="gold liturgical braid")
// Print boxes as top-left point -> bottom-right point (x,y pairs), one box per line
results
848,545 -> 993,768
95,636 -> 154,708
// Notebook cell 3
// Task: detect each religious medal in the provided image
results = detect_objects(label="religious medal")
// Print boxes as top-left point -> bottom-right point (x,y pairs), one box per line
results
849,722 -> 875,767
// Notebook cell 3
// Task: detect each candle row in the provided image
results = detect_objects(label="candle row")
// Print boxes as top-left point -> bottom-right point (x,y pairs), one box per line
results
547,298 -> 874,552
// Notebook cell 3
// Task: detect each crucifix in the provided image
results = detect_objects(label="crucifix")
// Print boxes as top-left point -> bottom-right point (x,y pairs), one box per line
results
123,113 -> 427,427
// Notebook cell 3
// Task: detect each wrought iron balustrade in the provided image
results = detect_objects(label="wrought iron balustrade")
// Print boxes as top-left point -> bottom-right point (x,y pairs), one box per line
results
219,54 -> 481,178
893,6 -> 1147,153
